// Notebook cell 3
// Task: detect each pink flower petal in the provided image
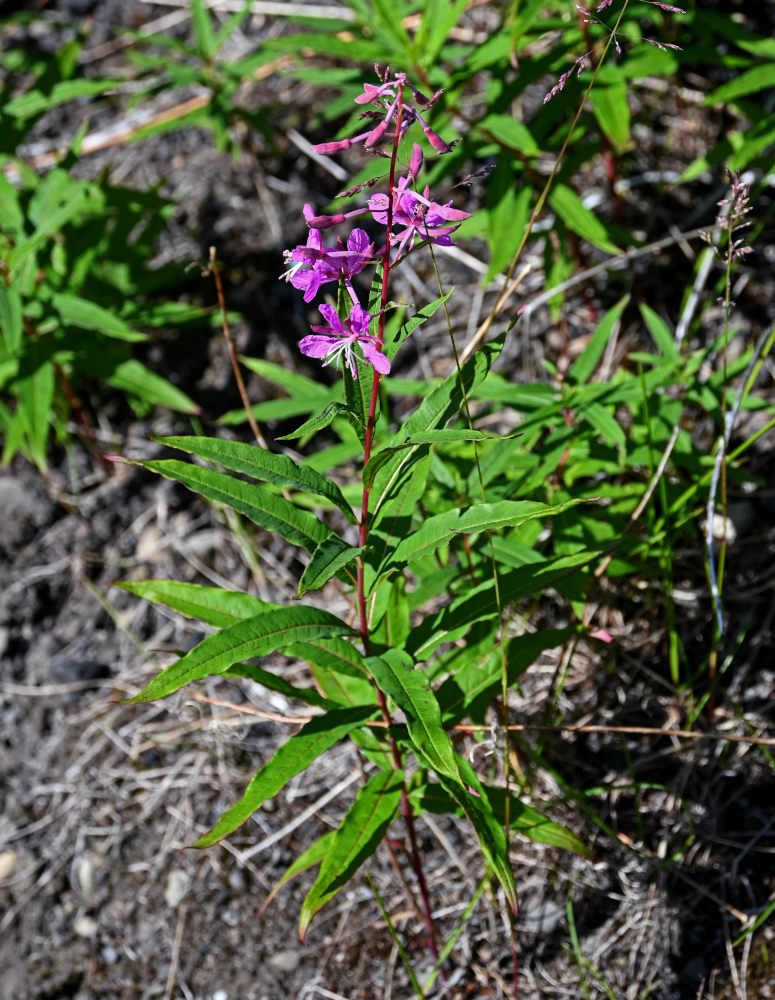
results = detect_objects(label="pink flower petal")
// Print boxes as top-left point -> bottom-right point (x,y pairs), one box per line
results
299,335 -> 339,359
361,341 -> 390,375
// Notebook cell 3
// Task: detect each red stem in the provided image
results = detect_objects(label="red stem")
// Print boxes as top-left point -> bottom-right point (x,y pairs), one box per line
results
355,83 -> 440,963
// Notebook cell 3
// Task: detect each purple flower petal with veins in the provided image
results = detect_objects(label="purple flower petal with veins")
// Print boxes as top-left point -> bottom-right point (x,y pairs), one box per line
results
300,302 -> 390,378
282,209 -> 376,304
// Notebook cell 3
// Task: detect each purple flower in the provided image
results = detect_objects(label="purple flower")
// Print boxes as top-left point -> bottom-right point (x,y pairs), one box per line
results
300,303 -> 390,378
367,158 -> 470,261
281,207 -> 376,303
310,71 -> 454,158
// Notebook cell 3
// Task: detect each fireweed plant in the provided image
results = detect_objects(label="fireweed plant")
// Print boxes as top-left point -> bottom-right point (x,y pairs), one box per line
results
115,69 -> 592,977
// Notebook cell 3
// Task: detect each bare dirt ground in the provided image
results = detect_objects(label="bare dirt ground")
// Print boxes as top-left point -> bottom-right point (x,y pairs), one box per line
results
2,2 -> 775,999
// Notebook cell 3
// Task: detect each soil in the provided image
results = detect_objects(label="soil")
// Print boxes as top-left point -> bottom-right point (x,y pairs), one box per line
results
2,3 -> 775,1000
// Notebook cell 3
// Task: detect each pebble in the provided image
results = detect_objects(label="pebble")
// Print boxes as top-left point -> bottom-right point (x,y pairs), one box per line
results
269,949 -> 301,973
73,915 -> 98,938
0,850 -> 18,880
211,991 -> 228,1000
101,945 -> 119,965
164,868 -> 190,907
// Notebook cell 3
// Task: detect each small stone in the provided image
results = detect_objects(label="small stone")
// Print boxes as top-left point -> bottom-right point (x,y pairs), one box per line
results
212,991 -> 229,1000
0,850 -> 18,880
76,855 -> 96,897
164,868 -> 190,907
73,915 -> 98,938
101,946 -> 119,965
136,524 -> 166,563
520,898 -> 563,935
269,949 -> 301,973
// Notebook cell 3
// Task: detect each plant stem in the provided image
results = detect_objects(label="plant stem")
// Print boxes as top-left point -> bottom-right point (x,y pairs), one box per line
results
355,81 -> 440,963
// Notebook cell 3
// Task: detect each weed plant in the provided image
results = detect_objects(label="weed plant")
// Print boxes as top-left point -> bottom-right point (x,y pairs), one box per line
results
2,0 -> 774,995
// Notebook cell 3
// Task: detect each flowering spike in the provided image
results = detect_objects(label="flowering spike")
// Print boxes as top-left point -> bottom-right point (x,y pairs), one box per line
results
421,122 -> 453,154
308,213 -> 346,230
364,119 -> 390,148
310,139 -> 352,155
409,143 -> 423,181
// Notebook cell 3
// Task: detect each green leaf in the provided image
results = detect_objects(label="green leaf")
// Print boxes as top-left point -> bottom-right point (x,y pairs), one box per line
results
224,661 -> 334,710
411,781 -> 590,857
409,550 -> 597,658
371,334 -> 504,521
105,360 -> 199,414
367,650 -> 460,782
8,186 -> 90,272
581,401 -> 626,449
478,113 -> 540,156
567,295 -> 630,385
154,434 -> 356,523
343,352 -> 376,443
286,636 -> 371,681
440,758 -> 518,913
15,341 -> 55,471
385,292 -> 452,361
590,78 -> 631,148
52,293 -> 148,342
705,63 -> 775,104
258,831 -> 336,917
134,458 -> 332,552
195,705 -> 378,847
639,302 -> 680,362
4,77 -> 123,120
298,536 -> 361,597
299,768 -> 404,939
0,285 -> 23,354
127,605 -> 355,702
0,175 -> 24,234
191,0 -> 217,59
485,165 -> 532,281
115,579 -> 273,627
275,402 -> 352,441
363,429 -> 501,489
386,498 -> 588,570
548,184 -> 619,255
437,627 -> 576,725
414,0 -> 469,67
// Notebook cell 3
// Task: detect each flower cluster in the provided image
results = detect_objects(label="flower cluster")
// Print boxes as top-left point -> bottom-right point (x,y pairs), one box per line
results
544,0 -> 684,102
281,71 -> 467,377
702,168 -> 754,263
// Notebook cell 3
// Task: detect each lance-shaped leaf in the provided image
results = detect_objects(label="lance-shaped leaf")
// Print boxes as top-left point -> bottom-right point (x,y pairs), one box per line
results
286,636 -> 370,680
366,650 -> 460,782
128,606 -> 354,702
297,536 -> 362,598
195,705 -> 378,847
410,779 -> 590,858
344,351 -> 377,443
437,627 -> 577,725
371,334 -> 504,522
116,579 -> 274,628
131,458 -> 332,553
363,428 -> 504,490
224,662 -> 335,710
299,768 -> 404,939
384,291 -> 452,361
385,497 -> 588,571
257,831 -> 336,918
439,757 -> 518,913
408,550 -> 597,659
276,402 -> 353,441
153,434 -> 356,523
